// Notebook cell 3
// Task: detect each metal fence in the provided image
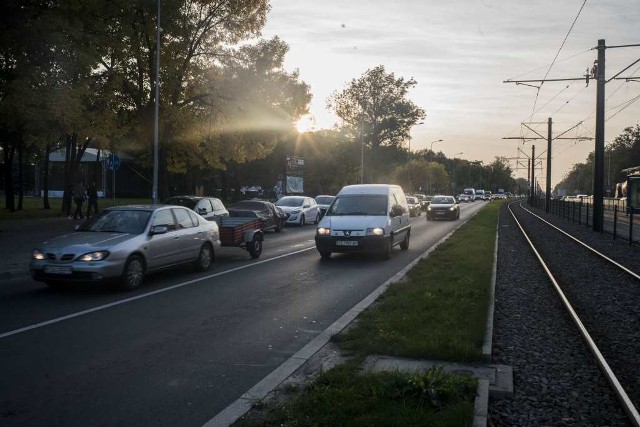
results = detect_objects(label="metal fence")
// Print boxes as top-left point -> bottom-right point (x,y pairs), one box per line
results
531,196 -> 639,245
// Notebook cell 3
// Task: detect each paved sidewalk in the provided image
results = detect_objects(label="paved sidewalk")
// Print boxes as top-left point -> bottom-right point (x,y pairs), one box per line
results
0,216 -> 84,280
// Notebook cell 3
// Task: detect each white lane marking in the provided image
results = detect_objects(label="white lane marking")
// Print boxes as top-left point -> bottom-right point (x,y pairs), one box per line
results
0,246 -> 316,340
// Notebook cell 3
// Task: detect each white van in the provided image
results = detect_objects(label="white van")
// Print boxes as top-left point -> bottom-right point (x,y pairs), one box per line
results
314,184 -> 411,259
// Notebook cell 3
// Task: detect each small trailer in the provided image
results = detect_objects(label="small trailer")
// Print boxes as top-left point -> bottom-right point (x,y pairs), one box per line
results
217,217 -> 264,258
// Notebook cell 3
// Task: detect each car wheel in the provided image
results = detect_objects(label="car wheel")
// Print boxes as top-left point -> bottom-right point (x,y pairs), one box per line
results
400,232 -> 410,250
275,219 -> 282,233
381,238 -> 392,260
120,254 -> 145,291
299,214 -> 305,227
319,251 -> 331,260
195,243 -> 213,272
248,236 -> 263,258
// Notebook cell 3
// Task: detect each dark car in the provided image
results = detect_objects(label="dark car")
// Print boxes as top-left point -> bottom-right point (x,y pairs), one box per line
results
426,195 -> 460,220
163,196 -> 229,221
228,199 -> 286,232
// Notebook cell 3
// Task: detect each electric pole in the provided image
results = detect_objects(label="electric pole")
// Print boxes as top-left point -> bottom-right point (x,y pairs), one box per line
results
593,39 -> 606,232
546,118 -> 552,212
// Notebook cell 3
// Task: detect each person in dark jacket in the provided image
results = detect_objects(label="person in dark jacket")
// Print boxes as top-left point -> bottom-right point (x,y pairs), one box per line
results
72,180 -> 86,220
86,181 -> 99,217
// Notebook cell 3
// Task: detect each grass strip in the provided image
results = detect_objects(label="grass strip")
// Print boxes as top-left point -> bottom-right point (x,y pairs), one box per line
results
333,201 -> 501,363
236,201 -> 502,425
0,197 -> 154,221
237,358 -> 477,426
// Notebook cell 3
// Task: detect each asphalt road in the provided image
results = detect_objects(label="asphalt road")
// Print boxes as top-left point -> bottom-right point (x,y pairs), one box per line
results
0,202 -> 485,426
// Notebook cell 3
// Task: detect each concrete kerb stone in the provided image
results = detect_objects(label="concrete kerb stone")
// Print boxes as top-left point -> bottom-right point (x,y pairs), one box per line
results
206,211 -> 492,427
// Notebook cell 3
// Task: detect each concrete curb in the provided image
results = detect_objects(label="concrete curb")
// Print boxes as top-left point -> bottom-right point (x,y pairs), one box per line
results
205,212 -> 487,426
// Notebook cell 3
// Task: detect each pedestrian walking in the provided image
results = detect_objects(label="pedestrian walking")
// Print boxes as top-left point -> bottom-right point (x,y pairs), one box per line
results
72,179 -> 86,220
86,181 -> 99,217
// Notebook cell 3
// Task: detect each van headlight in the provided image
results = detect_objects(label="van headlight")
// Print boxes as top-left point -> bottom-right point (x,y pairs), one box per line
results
449,206 -> 456,211
78,251 -> 110,262
366,227 -> 384,236
427,205 -> 432,211
317,227 -> 331,236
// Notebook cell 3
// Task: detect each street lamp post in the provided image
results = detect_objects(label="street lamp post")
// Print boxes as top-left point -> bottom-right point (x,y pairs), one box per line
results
430,139 -> 443,156
407,122 -> 425,193
453,152 -> 463,194
427,139 -> 442,193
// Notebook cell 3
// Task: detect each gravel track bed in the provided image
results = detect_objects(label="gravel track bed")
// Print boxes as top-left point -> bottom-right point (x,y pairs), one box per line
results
489,201 -> 636,426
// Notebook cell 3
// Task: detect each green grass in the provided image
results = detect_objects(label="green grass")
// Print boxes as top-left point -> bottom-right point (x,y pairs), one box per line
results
236,359 -> 477,426
0,196 -> 154,221
235,201 -> 502,425
333,201 -> 501,363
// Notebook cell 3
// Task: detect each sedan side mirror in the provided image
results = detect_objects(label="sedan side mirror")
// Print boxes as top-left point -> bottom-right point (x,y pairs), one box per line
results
150,225 -> 168,235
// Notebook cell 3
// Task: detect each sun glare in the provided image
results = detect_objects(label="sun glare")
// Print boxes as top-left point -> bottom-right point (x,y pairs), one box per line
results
295,114 -> 316,133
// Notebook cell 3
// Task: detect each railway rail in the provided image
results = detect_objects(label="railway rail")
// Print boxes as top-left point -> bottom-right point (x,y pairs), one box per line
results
490,201 -> 640,426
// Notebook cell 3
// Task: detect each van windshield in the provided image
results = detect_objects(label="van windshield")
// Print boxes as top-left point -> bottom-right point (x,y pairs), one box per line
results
326,194 -> 388,216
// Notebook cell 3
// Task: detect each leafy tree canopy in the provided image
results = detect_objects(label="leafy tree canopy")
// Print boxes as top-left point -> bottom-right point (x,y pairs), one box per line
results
327,65 -> 426,149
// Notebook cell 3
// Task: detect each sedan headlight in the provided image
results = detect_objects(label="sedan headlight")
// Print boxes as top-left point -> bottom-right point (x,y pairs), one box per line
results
449,206 -> 456,211
366,227 -> 384,236
317,227 -> 331,236
77,251 -> 110,262
32,250 -> 46,260
291,209 -> 301,214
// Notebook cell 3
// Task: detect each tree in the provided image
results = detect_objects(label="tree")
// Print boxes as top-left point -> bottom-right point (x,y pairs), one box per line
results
93,0 -> 275,199
327,65 -> 425,183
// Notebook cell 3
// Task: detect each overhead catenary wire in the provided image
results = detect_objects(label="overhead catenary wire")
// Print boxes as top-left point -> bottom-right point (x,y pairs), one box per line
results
529,0 -> 588,117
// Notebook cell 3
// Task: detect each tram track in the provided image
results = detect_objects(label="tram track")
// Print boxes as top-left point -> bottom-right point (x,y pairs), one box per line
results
490,201 -> 640,426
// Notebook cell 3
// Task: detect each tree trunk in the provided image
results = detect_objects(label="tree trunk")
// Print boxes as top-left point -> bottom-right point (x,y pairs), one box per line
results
2,140 -> 16,212
17,132 -> 23,210
43,143 -> 51,209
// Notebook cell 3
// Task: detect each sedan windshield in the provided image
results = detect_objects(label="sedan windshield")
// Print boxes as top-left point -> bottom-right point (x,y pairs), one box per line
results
163,197 -> 197,209
327,195 -> 387,216
315,196 -> 334,205
78,210 -> 151,234
275,197 -> 305,207
432,197 -> 455,204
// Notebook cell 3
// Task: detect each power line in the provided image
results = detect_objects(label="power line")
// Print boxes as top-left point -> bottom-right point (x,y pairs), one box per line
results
529,0 -> 588,116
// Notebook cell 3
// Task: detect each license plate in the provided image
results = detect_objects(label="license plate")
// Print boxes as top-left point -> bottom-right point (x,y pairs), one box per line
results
336,240 -> 358,247
44,265 -> 72,275
436,211 -> 445,215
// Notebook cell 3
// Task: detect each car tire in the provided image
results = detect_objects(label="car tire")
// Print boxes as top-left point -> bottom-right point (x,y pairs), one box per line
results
275,219 -> 282,233
299,214 -> 305,227
381,238 -> 392,260
248,236 -> 263,258
319,251 -> 331,260
120,254 -> 145,291
195,243 -> 214,272
400,232 -> 410,250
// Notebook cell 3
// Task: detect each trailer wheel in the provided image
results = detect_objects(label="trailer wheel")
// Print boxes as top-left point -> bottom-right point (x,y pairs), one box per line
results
248,236 -> 263,258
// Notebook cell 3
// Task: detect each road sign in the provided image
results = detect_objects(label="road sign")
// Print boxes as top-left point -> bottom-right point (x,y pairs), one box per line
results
106,154 -> 120,171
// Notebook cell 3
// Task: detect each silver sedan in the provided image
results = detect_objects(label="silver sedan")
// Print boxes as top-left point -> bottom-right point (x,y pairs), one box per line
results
29,205 -> 221,291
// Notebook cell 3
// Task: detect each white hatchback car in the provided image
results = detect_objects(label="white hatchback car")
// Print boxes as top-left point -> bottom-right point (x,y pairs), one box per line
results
275,196 -> 320,226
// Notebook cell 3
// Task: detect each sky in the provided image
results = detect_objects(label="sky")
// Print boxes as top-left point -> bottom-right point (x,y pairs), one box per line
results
261,0 -> 640,189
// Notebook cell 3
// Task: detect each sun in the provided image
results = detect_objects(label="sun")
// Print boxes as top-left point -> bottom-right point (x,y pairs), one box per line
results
295,114 -> 316,133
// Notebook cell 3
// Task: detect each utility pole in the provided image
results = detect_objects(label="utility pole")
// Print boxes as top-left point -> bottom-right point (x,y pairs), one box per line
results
546,117 -> 552,212
527,159 -> 531,199
530,145 -> 535,202
593,39 -> 606,232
